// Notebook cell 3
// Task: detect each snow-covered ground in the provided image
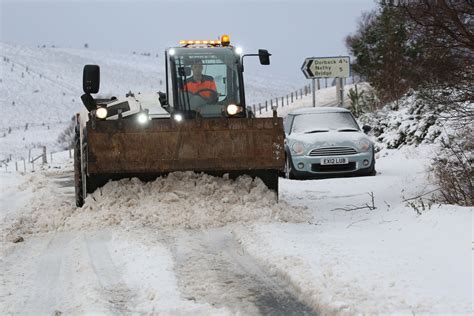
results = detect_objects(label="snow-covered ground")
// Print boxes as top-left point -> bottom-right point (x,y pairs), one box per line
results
0,145 -> 472,314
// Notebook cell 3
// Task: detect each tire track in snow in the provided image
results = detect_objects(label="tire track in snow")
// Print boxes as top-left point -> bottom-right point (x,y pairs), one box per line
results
21,233 -> 74,315
85,232 -> 136,315
170,228 -> 316,315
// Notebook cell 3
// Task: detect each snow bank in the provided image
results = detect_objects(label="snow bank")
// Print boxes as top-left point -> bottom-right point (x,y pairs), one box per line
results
4,169 -> 308,239
360,90 -> 473,150
233,146 -> 473,314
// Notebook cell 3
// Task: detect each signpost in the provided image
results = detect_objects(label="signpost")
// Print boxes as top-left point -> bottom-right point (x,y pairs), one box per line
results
301,56 -> 350,107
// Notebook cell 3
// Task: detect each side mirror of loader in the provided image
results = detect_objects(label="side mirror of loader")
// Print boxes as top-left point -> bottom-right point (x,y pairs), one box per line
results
83,65 -> 100,94
258,49 -> 271,65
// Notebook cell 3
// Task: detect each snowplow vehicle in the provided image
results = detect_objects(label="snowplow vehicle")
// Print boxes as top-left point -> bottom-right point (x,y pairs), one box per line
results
74,35 -> 285,207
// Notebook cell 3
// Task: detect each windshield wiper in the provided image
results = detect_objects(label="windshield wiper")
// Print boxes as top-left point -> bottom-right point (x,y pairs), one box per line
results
304,129 -> 329,134
337,127 -> 359,132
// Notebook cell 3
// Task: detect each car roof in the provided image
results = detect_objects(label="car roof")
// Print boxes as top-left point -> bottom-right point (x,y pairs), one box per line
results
288,107 -> 351,115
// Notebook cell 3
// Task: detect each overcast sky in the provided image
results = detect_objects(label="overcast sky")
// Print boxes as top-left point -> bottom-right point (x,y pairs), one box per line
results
1,0 -> 376,82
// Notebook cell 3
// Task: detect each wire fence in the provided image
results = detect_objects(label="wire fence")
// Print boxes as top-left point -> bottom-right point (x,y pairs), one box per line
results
1,146 -> 73,174
251,76 -> 355,116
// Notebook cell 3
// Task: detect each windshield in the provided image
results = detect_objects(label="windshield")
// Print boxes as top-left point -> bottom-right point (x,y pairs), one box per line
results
291,112 -> 359,133
171,47 -> 241,118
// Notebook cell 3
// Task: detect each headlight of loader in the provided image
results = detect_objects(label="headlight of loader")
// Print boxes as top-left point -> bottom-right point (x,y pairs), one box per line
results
96,107 -> 108,119
174,113 -> 183,122
291,142 -> 305,155
226,104 -> 242,116
358,139 -> 371,152
137,112 -> 149,124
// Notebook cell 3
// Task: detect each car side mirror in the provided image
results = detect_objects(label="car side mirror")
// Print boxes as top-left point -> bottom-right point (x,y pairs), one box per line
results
83,65 -> 100,94
178,66 -> 191,77
258,49 -> 271,65
362,125 -> 372,134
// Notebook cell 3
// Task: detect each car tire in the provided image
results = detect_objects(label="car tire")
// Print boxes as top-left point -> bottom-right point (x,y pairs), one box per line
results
284,154 -> 297,179
361,154 -> 376,176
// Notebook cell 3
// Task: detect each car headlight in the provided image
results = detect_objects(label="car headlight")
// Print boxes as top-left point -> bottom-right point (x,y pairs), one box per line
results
291,142 -> 305,155
226,104 -> 242,116
137,112 -> 149,124
96,107 -> 108,119
358,139 -> 371,152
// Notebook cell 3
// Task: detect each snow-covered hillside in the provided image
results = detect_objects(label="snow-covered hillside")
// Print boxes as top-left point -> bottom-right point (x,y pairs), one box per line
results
0,42 -> 299,160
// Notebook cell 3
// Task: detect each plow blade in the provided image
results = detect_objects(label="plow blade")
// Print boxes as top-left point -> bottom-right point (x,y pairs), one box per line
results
83,117 -> 285,192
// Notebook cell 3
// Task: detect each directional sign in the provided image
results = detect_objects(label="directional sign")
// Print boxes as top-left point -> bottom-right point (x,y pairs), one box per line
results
301,56 -> 350,79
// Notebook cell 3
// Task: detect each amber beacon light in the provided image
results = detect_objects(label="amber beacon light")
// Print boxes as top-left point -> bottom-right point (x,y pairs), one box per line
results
220,34 -> 230,46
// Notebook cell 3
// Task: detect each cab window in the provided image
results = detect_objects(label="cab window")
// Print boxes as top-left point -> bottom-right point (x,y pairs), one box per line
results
170,47 -> 241,117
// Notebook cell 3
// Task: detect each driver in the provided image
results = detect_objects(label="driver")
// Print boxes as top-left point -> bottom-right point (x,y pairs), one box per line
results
183,58 -> 218,103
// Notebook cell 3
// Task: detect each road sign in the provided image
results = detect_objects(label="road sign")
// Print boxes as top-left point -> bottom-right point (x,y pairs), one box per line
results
301,56 -> 350,79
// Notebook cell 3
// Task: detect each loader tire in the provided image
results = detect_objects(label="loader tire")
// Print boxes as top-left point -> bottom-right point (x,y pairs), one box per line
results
74,127 -> 84,207
260,170 -> 279,199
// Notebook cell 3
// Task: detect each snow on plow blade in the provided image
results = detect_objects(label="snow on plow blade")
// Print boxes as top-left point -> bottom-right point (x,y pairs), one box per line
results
85,117 -> 285,179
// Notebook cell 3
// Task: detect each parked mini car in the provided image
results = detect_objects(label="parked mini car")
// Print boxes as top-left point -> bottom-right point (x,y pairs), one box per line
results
283,107 -> 375,179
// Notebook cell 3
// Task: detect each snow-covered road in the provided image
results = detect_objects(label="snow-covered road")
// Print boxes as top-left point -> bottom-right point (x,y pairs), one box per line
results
0,147 -> 472,315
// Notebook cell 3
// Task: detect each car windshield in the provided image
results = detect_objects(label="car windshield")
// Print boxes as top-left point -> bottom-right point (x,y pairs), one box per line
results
291,112 -> 359,133
171,47 -> 241,118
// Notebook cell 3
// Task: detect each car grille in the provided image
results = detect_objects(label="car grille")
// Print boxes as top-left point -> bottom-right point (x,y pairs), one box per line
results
311,162 -> 357,172
308,147 -> 357,156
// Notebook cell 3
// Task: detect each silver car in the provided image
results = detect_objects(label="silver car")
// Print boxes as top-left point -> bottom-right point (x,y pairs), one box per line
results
283,107 -> 376,179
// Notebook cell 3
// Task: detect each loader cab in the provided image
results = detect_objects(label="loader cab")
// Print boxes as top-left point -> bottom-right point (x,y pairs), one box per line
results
166,46 -> 245,119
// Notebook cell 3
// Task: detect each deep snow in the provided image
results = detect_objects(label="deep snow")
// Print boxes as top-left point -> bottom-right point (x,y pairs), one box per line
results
0,145 -> 472,314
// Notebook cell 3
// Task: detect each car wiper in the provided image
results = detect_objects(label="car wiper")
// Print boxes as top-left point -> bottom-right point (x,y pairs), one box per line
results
337,128 -> 359,132
304,129 -> 329,134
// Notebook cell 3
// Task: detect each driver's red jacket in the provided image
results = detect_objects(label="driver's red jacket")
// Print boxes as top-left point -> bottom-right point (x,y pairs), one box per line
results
184,75 -> 217,98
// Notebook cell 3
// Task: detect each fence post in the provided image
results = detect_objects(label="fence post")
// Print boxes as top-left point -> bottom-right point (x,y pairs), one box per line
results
253,104 -> 256,114
265,100 -> 268,111
259,103 -> 262,114
42,146 -> 47,164
291,92 -> 293,103
295,91 -> 298,100
270,99 -> 273,109
281,96 -> 284,107
15,161 -> 18,172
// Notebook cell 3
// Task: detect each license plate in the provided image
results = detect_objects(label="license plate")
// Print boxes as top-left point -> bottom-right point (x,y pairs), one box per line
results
321,157 -> 349,165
